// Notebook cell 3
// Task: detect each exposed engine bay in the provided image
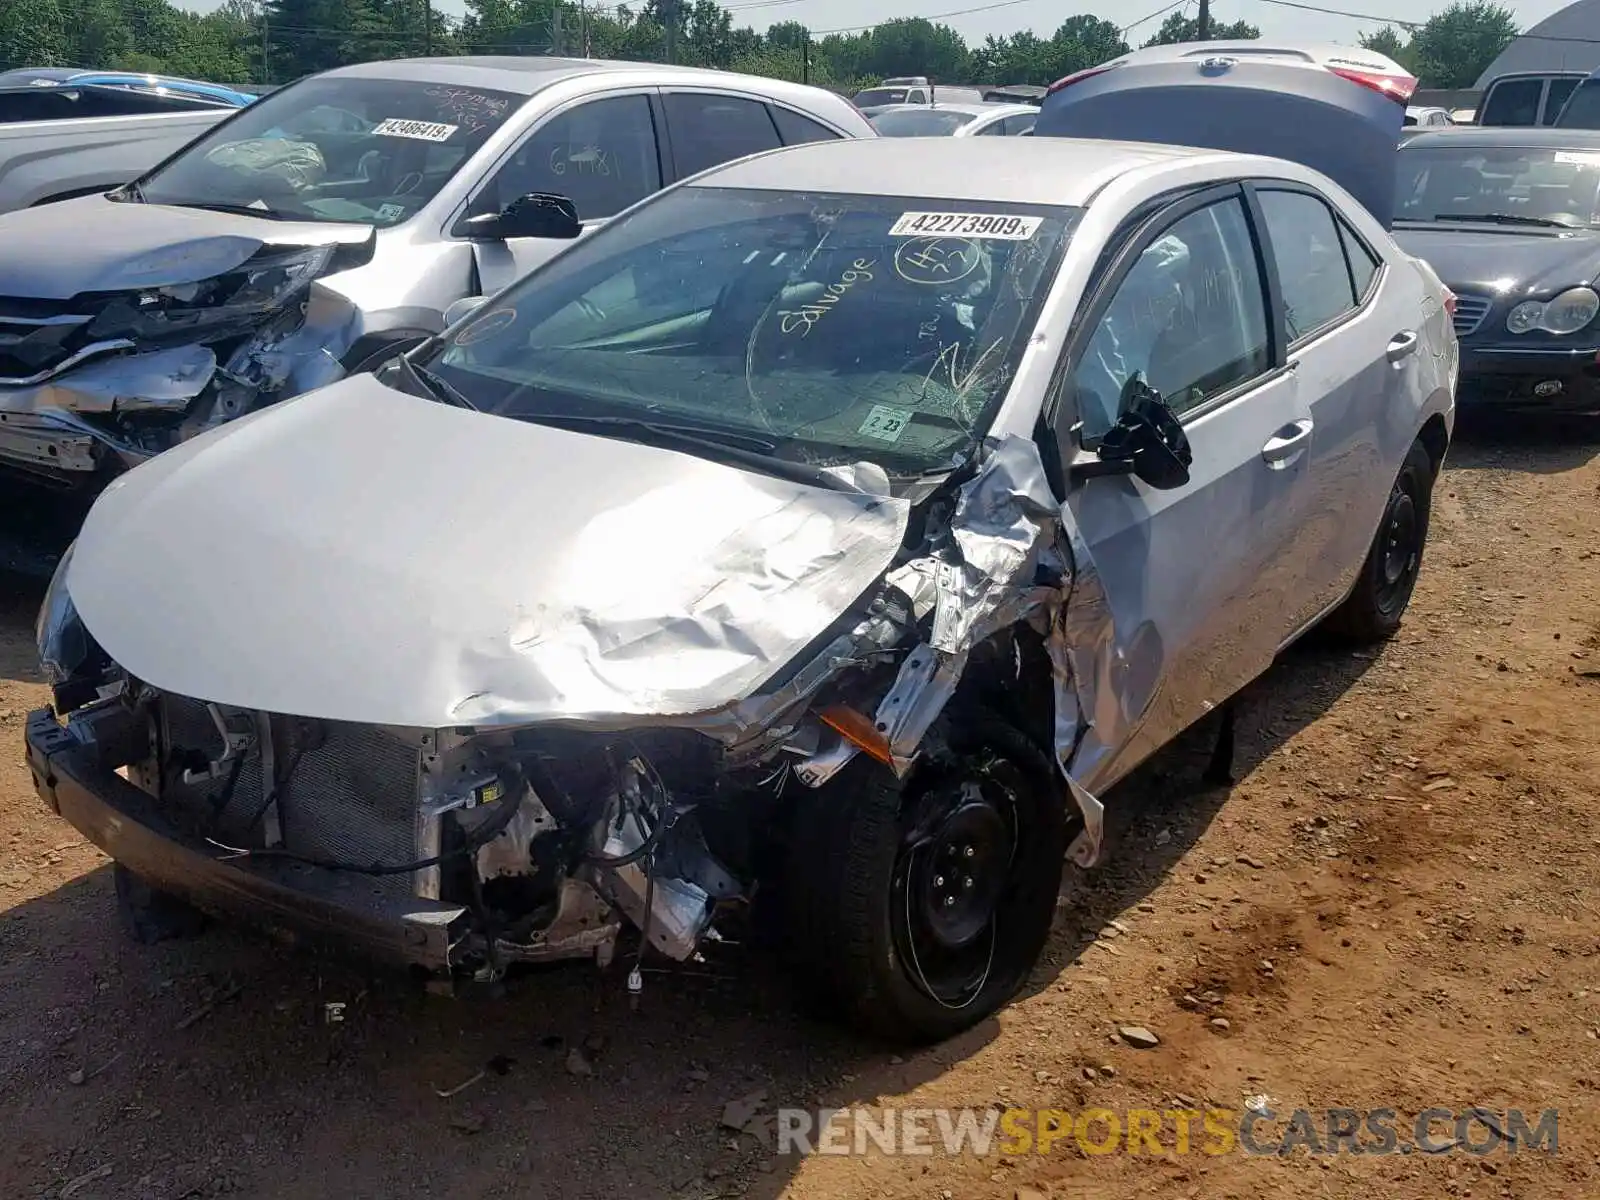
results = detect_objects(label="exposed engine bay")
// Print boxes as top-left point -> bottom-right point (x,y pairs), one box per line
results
0,232 -> 373,488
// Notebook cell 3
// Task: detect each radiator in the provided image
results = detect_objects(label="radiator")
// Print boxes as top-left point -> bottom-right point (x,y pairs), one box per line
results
160,698 -> 422,898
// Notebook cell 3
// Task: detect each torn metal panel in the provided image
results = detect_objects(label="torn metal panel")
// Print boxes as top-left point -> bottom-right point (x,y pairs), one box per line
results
787,435 -> 1138,868
66,375 -> 911,731
0,344 -> 216,416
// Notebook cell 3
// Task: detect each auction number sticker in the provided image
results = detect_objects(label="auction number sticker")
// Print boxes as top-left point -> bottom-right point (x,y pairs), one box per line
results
1555,151 -> 1600,166
858,404 -> 914,443
889,211 -> 1041,239
371,118 -> 459,142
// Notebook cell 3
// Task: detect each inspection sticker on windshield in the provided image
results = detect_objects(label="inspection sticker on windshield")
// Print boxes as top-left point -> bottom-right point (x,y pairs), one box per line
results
1555,151 -> 1600,166
889,212 -> 1041,239
371,118 -> 459,142
858,404 -> 914,443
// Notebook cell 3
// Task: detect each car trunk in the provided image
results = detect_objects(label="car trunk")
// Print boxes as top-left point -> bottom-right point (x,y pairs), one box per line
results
1033,57 -> 1411,229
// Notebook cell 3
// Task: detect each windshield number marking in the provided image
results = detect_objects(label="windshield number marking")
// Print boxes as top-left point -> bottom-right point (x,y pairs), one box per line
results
778,258 -> 877,337
1555,152 -> 1600,166
890,212 -> 1040,240
371,118 -> 459,142
858,404 -> 914,443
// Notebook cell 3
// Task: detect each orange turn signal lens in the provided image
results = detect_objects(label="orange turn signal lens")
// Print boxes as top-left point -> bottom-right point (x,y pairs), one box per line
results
818,704 -> 894,766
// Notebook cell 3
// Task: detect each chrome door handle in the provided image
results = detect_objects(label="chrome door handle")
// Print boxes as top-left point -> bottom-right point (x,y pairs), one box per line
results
1387,331 -> 1420,362
1261,418 -> 1314,464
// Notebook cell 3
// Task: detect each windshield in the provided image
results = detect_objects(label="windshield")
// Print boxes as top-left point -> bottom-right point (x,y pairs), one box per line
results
132,76 -> 524,226
854,88 -> 912,107
419,186 -> 1079,477
871,109 -> 979,137
1395,144 -> 1600,227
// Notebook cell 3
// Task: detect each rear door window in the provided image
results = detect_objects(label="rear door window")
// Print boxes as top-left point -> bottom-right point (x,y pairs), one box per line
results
1544,78 -> 1580,124
663,93 -> 781,177
1481,78 -> 1543,126
1003,114 -> 1036,136
768,105 -> 840,145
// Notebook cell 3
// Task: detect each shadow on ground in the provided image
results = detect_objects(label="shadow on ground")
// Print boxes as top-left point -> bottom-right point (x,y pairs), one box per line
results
1448,410 -> 1600,475
0,631 -> 1376,1200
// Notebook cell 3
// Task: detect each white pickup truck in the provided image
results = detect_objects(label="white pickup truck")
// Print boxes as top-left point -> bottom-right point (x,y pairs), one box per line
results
0,106 -> 234,213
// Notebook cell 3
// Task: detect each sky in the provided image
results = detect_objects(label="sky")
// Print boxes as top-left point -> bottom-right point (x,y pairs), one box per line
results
168,0 -> 1580,49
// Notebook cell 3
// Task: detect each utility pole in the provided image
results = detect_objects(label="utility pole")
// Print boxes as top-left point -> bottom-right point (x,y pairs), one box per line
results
424,0 -> 433,55
550,6 -> 563,54
802,34 -> 810,85
1197,0 -> 1211,40
662,0 -> 677,64
260,14 -> 269,83
581,0 -> 589,55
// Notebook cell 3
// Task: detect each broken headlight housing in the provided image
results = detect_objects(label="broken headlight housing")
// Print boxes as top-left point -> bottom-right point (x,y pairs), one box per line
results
86,245 -> 336,343
36,542 -> 89,686
1506,286 -> 1600,336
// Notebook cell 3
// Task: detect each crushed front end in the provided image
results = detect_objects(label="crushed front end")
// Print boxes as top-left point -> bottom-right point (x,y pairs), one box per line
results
0,238 -> 370,490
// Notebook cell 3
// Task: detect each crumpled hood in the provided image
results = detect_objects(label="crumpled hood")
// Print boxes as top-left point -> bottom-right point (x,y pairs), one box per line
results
1393,224 -> 1600,297
0,194 -> 373,299
66,374 -> 910,729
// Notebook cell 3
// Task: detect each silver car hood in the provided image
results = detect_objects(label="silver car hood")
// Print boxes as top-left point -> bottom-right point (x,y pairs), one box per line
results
0,194 -> 373,299
66,374 -> 910,728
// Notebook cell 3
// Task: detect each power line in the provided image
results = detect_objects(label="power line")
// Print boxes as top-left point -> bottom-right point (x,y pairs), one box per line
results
1255,0 -> 1420,30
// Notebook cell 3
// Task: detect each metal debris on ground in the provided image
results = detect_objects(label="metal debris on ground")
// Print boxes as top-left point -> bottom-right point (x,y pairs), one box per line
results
60,1164 -> 113,1198
434,1070 -> 486,1099
175,983 -> 241,1031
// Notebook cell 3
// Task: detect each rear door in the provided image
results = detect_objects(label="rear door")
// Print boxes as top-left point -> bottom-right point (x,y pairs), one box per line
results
1247,181 -> 1406,637
465,90 -> 667,294
1055,184 -> 1314,781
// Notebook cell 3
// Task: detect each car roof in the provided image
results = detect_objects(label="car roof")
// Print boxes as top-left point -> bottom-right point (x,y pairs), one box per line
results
1403,126 -> 1600,150
688,136 -> 1215,205
321,55 -> 824,98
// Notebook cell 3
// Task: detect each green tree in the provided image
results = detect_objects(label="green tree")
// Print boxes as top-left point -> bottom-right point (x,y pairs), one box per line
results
1404,2 -> 1518,89
1142,12 -> 1260,47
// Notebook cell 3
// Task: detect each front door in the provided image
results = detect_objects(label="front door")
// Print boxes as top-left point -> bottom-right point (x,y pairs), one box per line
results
1059,188 -> 1314,788
467,92 -> 666,295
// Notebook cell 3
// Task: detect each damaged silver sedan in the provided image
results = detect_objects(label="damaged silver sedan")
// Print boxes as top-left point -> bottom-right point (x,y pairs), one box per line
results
28,137 -> 1456,1042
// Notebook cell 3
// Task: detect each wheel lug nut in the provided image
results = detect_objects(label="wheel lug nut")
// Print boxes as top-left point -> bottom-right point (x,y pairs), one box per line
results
943,896 -> 955,907
933,875 -> 945,888
963,846 -> 975,859
962,877 -> 973,889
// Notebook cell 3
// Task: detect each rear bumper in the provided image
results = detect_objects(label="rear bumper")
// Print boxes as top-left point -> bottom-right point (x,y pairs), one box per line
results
1458,345 -> 1600,412
25,706 -> 468,969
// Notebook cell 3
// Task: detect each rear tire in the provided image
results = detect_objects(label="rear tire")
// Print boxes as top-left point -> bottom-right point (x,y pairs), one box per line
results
781,717 -> 1069,1044
113,865 -> 207,945
1327,439 -> 1435,644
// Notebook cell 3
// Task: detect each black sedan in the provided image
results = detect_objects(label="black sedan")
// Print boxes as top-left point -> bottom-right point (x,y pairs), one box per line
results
1395,127 -> 1600,413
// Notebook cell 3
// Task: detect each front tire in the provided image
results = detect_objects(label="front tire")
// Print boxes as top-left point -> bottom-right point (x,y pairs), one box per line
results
1327,439 -> 1435,643
782,718 -> 1069,1044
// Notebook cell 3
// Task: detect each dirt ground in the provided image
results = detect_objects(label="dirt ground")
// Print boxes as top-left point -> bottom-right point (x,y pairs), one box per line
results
1,419 -> 1597,1200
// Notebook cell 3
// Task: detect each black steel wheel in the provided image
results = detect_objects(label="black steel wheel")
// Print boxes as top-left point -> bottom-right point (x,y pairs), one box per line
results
1328,439 -> 1435,643
782,716 -> 1070,1044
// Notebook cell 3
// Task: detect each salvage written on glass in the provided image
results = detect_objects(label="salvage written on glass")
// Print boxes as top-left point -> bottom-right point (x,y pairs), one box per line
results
888,211 -> 1043,240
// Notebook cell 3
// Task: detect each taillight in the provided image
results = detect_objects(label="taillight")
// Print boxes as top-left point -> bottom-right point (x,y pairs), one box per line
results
1046,64 -> 1115,96
1329,66 -> 1418,104
1443,287 -> 1458,318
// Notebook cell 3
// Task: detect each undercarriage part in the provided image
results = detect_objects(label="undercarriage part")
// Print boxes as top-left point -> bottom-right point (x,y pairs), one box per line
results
585,802 -> 730,963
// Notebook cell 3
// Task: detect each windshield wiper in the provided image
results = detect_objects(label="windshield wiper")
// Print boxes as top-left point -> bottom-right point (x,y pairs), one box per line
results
168,200 -> 294,221
386,354 -> 477,410
513,411 -> 857,493
1430,212 -> 1577,229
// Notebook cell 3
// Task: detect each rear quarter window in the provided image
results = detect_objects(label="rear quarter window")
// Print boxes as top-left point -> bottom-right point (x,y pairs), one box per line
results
1481,78 -> 1543,126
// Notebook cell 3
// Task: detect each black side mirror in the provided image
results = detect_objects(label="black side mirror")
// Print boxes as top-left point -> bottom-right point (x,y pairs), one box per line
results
456,192 -> 582,241
1075,376 -> 1193,491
